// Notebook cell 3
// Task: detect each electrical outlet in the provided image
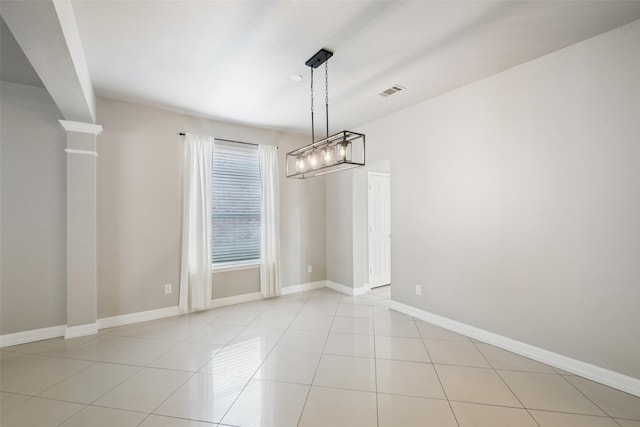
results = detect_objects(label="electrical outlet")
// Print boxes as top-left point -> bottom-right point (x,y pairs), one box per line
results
164,283 -> 172,294
307,265 -> 313,273
415,285 -> 422,296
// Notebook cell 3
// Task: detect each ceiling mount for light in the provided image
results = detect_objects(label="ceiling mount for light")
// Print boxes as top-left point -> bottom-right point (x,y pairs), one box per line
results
304,48 -> 333,68
286,48 -> 365,179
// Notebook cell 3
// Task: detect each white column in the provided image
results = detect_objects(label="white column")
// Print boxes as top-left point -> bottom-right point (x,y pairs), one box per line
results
59,120 -> 102,339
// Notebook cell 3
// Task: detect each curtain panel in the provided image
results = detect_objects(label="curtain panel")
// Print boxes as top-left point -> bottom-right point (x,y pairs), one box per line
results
179,133 -> 213,312
258,145 -> 281,298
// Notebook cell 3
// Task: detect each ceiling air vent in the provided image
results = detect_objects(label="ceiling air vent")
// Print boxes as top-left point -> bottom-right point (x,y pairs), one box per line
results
379,84 -> 405,97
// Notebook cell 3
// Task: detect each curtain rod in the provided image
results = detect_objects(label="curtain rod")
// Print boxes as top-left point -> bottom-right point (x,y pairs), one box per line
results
179,132 -> 267,148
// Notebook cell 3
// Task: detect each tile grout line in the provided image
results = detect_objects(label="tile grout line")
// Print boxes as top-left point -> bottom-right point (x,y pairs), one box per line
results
296,289 -> 340,427
132,322 -> 225,425
415,316 -> 461,427
3,302 -> 254,426
5,287 -> 638,426
134,299 -> 269,427
138,299 -> 274,425
48,362 -> 143,408
372,299 -> 380,427
215,295 -> 306,426
145,307 -> 266,421
559,368 -> 626,425
470,339 -> 542,427
479,342 -> 631,425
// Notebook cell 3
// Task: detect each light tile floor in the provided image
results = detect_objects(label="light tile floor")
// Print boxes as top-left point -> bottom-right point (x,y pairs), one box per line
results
1,286 -> 639,426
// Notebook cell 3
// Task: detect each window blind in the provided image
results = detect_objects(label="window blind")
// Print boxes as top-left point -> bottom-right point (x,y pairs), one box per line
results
211,141 -> 261,264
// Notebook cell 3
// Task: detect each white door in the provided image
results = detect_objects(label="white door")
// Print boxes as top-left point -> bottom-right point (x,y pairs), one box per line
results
368,172 -> 391,288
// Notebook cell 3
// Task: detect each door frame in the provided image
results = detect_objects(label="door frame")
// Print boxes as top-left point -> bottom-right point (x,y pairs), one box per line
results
367,171 -> 391,288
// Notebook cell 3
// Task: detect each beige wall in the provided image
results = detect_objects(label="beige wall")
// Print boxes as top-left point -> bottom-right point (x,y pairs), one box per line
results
0,83 -> 326,333
211,267 -> 260,299
96,98 -> 325,318
340,20 -> 640,378
325,171 -> 353,287
325,161 -> 390,289
280,147 -> 327,286
1,81 -> 67,334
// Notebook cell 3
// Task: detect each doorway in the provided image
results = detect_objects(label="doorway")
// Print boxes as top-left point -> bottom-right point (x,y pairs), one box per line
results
368,172 -> 391,288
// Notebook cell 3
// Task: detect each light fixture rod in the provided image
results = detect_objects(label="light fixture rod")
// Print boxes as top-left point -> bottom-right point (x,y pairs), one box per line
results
310,67 -> 315,144
325,61 -> 329,139
307,49 -> 333,144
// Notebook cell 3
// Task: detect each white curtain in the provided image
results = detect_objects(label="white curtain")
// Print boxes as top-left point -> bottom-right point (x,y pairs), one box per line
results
258,145 -> 281,298
179,133 -> 213,313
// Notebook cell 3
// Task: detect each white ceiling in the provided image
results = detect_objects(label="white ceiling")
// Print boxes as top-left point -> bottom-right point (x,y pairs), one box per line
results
20,1 -> 640,133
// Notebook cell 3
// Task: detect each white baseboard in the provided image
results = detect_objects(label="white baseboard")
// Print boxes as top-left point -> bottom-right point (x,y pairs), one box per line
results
281,280 -> 327,295
354,284 -> 371,296
208,291 -> 263,308
325,280 -> 352,295
388,300 -> 640,398
0,280 -> 361,348
97,306 -> 181,330
0,324 -> 67,348
326,280 -> 369,296
65,323 -> 98,339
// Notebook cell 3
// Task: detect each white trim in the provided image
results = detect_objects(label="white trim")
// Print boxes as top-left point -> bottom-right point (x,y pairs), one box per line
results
212,261 -> 260,273
326,280 -> 370,296
281,280 -> 327,295
365,283 -> 387,291
59,120 -> 103,135
97,306 -> 180,329
388,300 -> 640,398
208,291 -> 263,309
0,325 -> 66,348
368,172 -> 391,178
64,323 -> 98,339
354,284 -> 371,296
325,280 -> 353,295
65,148 -> 98,156
0,282 -> 354,348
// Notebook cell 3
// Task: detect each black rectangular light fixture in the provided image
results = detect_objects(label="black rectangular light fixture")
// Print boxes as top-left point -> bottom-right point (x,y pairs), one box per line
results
287,48 -> 366,179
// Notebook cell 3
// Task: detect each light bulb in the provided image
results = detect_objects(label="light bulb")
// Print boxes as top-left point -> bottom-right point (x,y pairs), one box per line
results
310,152 -> 317,167
296,157 -> 304,171
323,148 -> 332,163
338,144 -> 346,160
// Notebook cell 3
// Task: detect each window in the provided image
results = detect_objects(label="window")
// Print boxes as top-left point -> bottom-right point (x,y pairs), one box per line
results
211,141 -> 261,265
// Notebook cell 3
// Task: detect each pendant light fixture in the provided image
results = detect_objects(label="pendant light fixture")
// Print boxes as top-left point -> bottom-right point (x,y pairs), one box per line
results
286,49 -> 365,179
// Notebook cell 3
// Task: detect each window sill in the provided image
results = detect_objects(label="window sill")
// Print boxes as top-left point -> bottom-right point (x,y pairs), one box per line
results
212,261 -> 261,273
